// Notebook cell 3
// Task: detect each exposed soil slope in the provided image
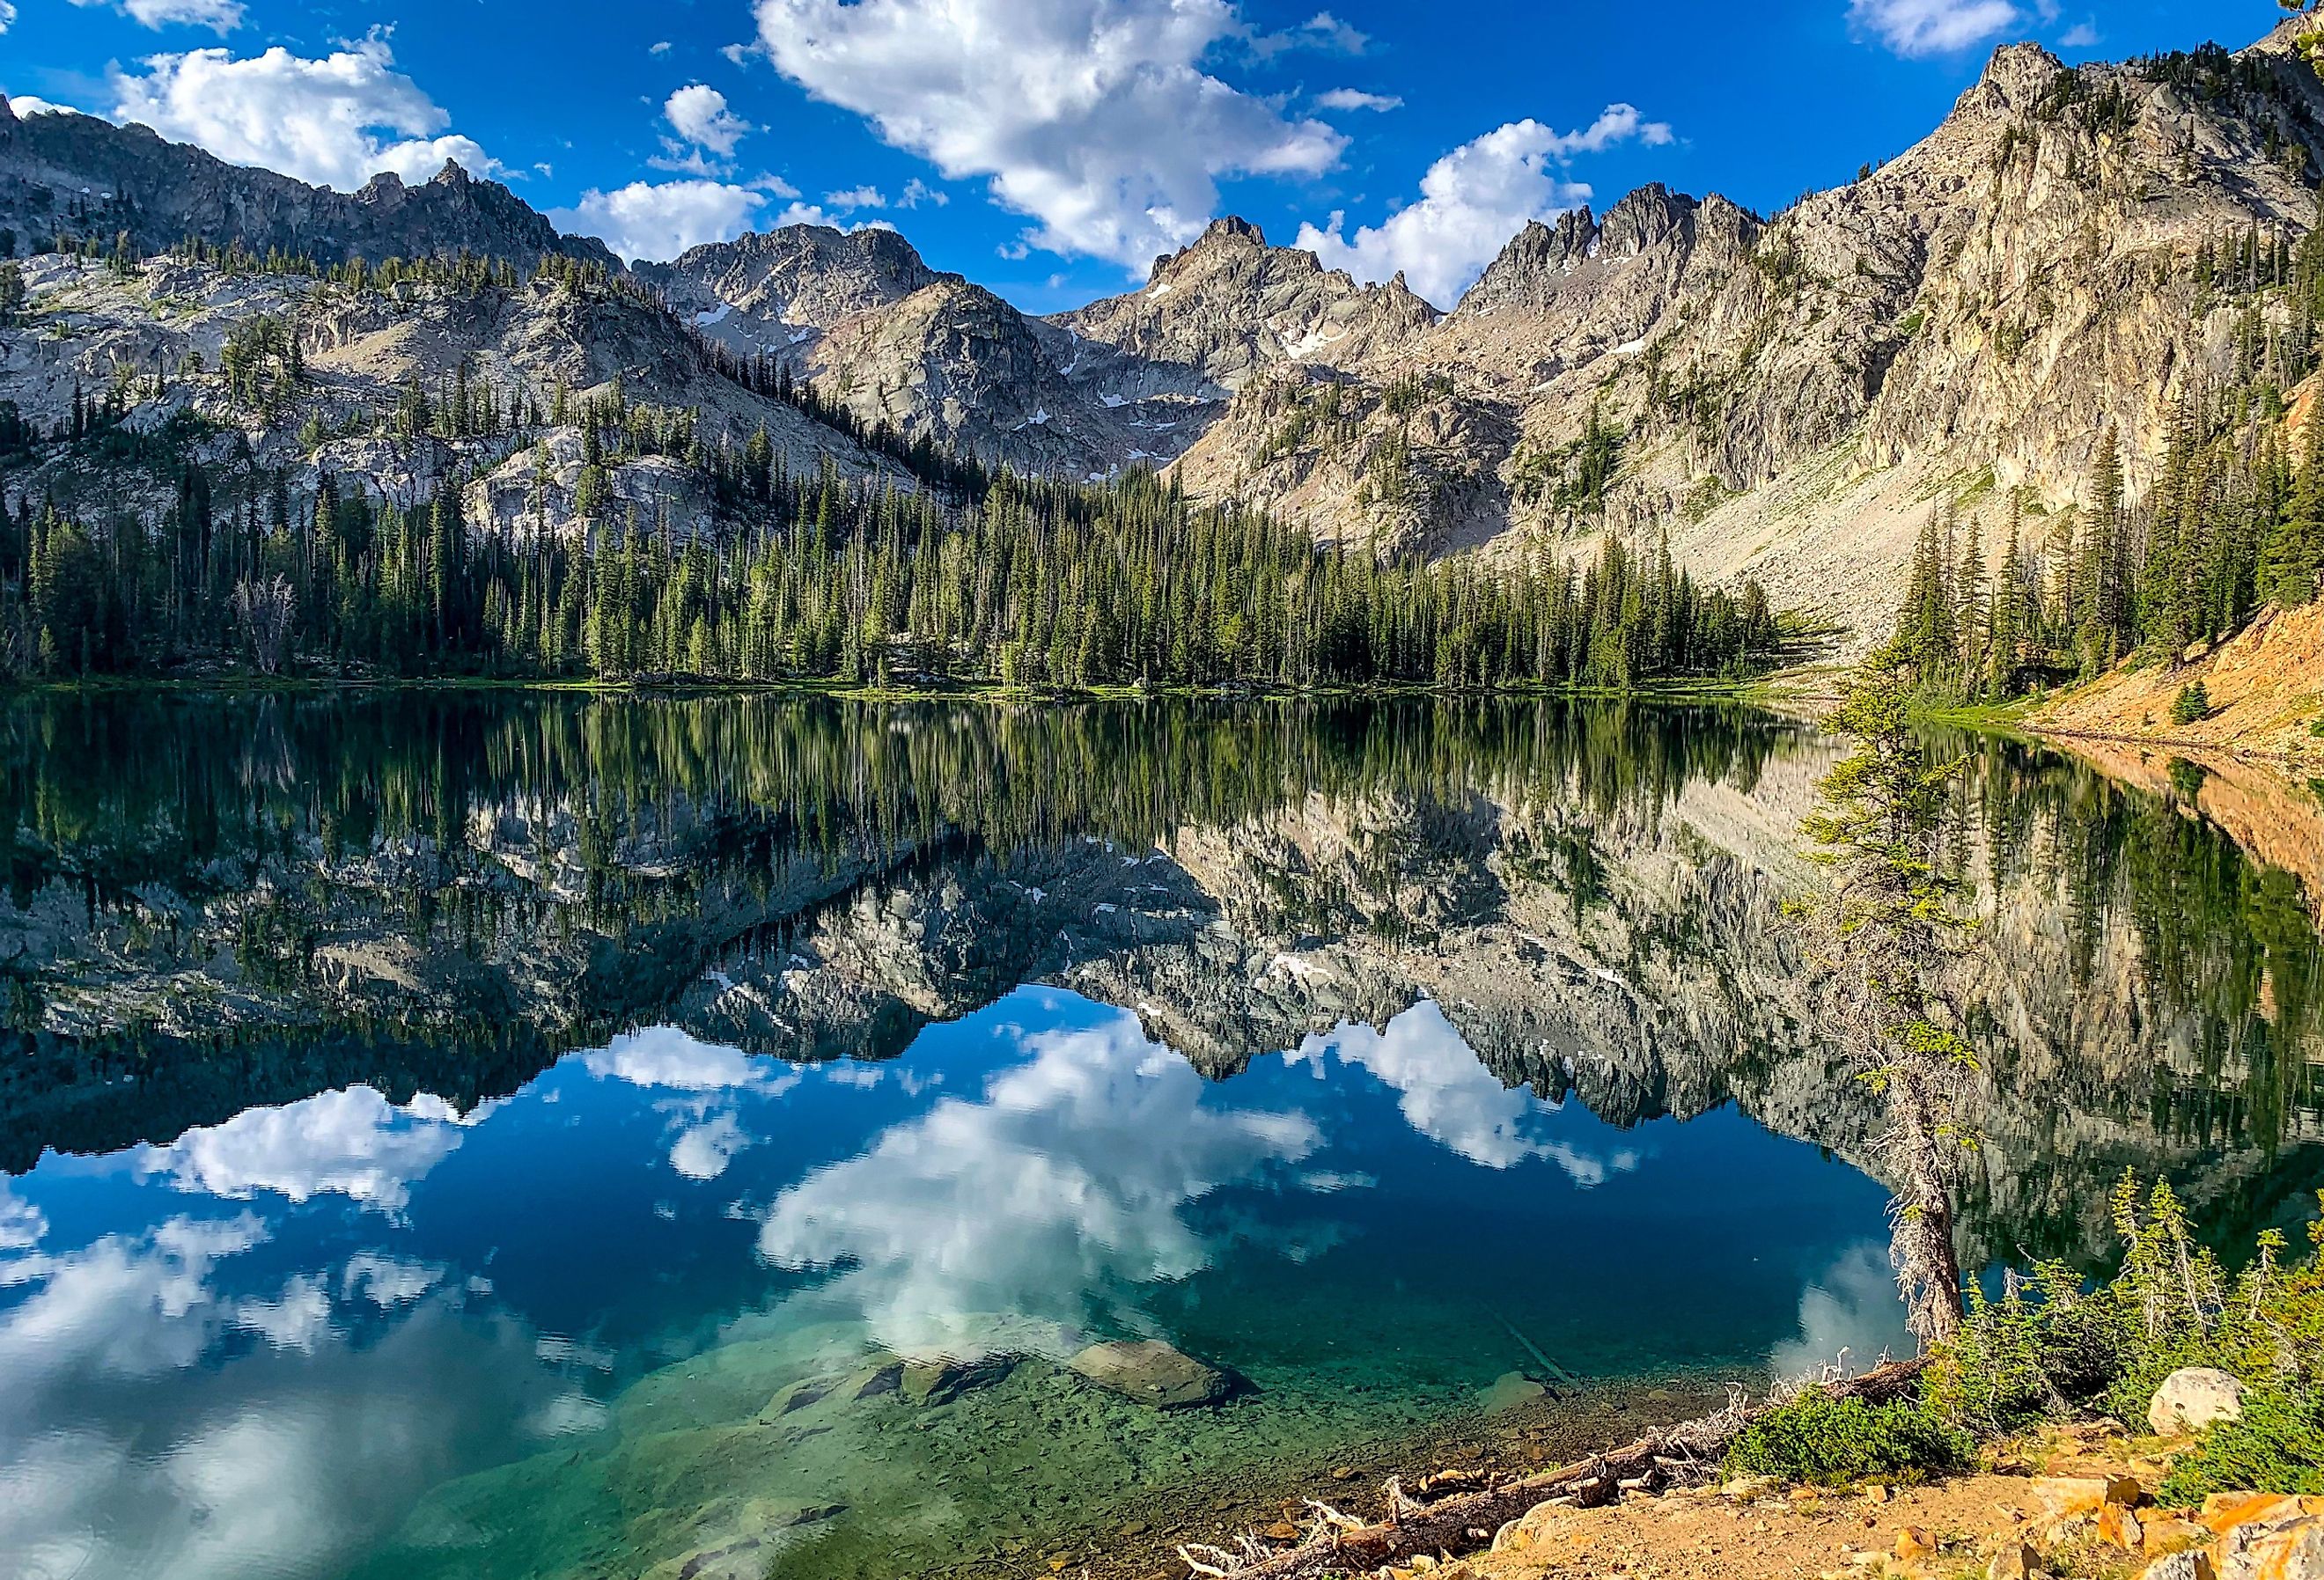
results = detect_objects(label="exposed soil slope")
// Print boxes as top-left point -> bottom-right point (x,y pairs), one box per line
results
2034,600 -> 2324,766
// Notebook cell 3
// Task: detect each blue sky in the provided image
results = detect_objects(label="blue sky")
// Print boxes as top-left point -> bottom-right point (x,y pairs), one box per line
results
0,0 -> 2273,311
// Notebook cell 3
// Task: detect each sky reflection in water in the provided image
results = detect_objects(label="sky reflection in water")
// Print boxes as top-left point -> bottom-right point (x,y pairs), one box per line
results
0,988 -> 1901,1580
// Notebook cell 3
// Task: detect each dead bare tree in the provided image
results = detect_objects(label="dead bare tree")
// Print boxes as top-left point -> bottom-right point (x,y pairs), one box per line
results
232,575 -> 297,675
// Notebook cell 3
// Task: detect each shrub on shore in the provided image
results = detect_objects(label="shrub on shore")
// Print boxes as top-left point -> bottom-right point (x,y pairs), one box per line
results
1725,1392 -> 1970,1485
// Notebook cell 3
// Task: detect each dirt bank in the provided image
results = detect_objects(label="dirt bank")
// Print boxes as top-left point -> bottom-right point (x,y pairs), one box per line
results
2033,601 -> 2324,768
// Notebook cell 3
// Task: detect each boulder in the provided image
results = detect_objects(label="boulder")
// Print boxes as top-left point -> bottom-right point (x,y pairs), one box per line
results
2137,1555 -> 2217,1580
844,1360 -> 903,1400
760,1375 -> 840,1418
2207,1501 -> 2324,1580
898,1354 -> 1014,1406
1065,1339 -> 1240,1408
2149,1370 -> 2247,1437
1477,1371 -> 1548,1415
1989,1540 -> 2043,1580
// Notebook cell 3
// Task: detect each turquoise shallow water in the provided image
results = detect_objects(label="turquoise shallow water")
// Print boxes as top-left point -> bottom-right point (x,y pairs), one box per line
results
0,987 -> 1905,1580
1,691 -> 2317,1579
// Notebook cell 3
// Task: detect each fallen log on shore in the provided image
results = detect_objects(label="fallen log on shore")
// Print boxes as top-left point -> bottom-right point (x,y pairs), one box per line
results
1179,1357 -> 1931,1580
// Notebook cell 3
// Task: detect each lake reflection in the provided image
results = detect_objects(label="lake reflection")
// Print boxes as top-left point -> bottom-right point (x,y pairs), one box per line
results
0,692 -> 2317,1580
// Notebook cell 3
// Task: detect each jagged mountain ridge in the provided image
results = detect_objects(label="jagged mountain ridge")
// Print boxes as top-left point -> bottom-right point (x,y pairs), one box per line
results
0,95 -> 618,272
5,16 -> 2322,616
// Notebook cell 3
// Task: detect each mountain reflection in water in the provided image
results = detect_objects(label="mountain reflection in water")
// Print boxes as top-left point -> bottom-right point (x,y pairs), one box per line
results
0,692 -> 2317,1580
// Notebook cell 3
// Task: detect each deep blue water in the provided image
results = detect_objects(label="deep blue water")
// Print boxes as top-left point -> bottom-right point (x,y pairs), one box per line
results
0,690 -> 2314,1580
0,988 -> 1901,1580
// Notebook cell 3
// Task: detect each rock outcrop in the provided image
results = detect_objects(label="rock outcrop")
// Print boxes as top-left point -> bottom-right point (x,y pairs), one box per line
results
0,101 -> 615,270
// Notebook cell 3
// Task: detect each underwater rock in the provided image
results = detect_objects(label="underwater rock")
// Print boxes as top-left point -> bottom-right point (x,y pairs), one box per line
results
900,1355 -> 1016,1406
761,1375 -> 842,1417
1066,1340 -> 1240,1408
644,1499 -> 844,1580
1477,1371 -> 1548,1415
845,1361 -> 904,1400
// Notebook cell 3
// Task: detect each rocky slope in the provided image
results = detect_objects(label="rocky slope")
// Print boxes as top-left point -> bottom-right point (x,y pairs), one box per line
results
0,96 -> 616,271
9,18 -> 2324,621
0,248 -> 894,542
1169,24 -> 2324,628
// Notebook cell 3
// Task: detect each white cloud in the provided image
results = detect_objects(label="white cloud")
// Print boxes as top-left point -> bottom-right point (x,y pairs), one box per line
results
753,0 -> 1346,270
898,177 -> 947,208
649,39 -> 672,55
2056,19 -> 2098,48
1294,107 -> 1672,309
669,1113 -> 751,1180
823,184 -> 886,209
0,1180 -> 46,1253
141,1086 -> 481,1212
107,36 -> 498,191
758,1010 -> 1319,1361
1287,1000 -> 1639,1180
1769,1241 -> 1915,1379
1247,10 -> 1368,58
550,179 -> 770,261
1847,0 -> 2020,56
0,0 -> 19,30
72,0 -> 245,33
664,83 -> 752,157
583,1025 -> 784,1091
1315,88 -> 1401,113
11,95 -> 79,116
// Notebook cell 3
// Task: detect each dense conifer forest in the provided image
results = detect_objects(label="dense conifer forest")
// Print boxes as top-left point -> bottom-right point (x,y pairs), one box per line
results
0,241 -> 1784,689
1888,216 -> 2324,697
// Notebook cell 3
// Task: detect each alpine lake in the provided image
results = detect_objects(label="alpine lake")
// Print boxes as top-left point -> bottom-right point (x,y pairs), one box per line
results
0,693 -> 2318,1580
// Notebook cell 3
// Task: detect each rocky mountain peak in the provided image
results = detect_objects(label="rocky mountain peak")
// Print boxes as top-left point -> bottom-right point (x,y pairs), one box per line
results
1148,215 -> 1271,283
1600,183 -> 1696,258
1961,40 -> 2068,114
430,158 -> 474,187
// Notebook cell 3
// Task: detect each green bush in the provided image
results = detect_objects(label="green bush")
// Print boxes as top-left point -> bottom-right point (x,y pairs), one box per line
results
1725,1390 -> 1970,1486
2170,680 -> 2212,726
2160,1386 -> 2324,1503
1927,1178 -> 2324,1451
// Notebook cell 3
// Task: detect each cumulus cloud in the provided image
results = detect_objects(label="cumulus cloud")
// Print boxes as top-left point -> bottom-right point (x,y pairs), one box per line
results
1294,106 -> 1672,309
1769,1241 -> 1916,1378
0,2 -> 14,31
753,0 -> 1346,270
2057,19 -> 2099,48
1287,1000 -> 1640,1180
898,177 -> 947,208
664,83 -> 753,158
550,180 -> 770,261
107,36 -> 498,191
72,0 -> 245,33
140,1086 -> 481,1213
1315,88 -> 1401,113
9,95 -> 78,117
758,1009 -> 1319,1361
1847,0 -> 2020,57
824,184 -> 886,210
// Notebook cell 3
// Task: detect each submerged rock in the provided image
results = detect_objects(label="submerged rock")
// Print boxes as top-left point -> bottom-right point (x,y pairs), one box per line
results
900,1355 -> 1015,1406
1477,1371 -> 1548,1415
761,1375 -> 842,1418
845,1361 -> 903,1400
643,1499 -> 844,1580
1065,1340 -> 1240,1408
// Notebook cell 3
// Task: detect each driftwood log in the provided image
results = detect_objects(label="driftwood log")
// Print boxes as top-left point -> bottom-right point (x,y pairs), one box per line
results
1183,1358 -> 1931,1580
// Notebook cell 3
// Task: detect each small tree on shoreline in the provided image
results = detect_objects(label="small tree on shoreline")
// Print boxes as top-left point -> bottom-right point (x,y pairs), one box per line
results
1798,638 -> 1981,1349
